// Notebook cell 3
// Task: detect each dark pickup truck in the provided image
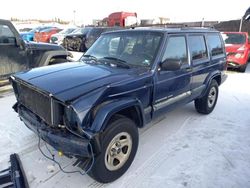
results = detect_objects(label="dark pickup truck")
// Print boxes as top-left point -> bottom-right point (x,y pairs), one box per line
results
0,19 -> 70,80
10,27 -> 227,183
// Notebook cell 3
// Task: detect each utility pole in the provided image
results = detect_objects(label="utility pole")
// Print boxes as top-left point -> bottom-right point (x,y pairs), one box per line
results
239,17 -> 243,32
73,10 -> 76,25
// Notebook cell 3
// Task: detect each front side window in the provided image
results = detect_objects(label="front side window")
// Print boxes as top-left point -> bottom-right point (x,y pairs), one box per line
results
188,35 -> 208,61
162,36 -> 188,65
207,34 -> 224,57
0,24 -> 15,44
82,31 -> 163,67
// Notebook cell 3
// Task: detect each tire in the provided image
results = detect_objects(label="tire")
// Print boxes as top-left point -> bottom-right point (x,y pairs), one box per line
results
194,80 -> 219,114
89,115 -> 139,183
49,58 -> 67,65
238,63 -> 247,73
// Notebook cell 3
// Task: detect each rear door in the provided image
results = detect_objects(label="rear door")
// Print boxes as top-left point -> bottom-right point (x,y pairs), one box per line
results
187,34 -> 210,97
153,34 -> 192,117
0,23 -> 29,79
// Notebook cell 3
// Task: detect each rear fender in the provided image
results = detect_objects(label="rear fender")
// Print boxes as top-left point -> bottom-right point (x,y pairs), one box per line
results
199,70 -> 221,98
90,98 -> 145,132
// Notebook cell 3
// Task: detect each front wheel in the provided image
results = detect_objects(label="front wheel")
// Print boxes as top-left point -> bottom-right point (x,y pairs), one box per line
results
89,115 -> 139,183
194,80 -> 219,114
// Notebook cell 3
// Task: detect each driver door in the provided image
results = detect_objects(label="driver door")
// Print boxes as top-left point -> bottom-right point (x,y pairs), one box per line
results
153,34 -> 192,117
0,23 -> 29,79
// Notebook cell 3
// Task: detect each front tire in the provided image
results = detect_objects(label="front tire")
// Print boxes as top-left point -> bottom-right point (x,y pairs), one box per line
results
195,80 -> 219,114
89,115 -> 139,183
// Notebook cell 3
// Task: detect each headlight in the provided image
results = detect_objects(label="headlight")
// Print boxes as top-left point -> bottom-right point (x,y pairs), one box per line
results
64,106 -> 89,131
235,53 -> 243,59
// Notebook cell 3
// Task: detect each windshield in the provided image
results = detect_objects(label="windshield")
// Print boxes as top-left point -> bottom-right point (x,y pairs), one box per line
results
222,33 -> 246,45
82,31 -> 163,67
59,28 -> 76,34
29,26 -> 51,33
72,27 -> 91,35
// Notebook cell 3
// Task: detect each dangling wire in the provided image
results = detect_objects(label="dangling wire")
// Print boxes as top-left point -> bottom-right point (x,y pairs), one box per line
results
37,129 -> 95,175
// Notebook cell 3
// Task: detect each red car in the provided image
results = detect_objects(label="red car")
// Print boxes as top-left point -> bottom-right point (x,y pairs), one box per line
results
221,32 -> 250,72
34,27 -> 61,43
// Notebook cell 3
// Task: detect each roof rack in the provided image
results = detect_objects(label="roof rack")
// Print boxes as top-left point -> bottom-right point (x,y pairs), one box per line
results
180,26 -> 215,30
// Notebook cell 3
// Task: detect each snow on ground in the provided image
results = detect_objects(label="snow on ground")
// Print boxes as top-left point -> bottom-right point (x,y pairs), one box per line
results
0,66 -> 250,188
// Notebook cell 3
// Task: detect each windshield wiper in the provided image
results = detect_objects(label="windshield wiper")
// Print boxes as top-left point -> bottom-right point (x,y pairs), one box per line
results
81,54 -> 97,61
102,56 -> 131,68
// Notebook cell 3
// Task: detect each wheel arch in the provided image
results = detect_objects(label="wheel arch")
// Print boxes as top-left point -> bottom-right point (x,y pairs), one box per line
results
39,50 -> 70,66
90,98 -> 145,133
199,71 -> 221,98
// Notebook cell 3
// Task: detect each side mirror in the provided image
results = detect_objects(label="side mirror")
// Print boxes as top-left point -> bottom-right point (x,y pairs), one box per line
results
16,38 -> 25,50
160,59 -> 182,71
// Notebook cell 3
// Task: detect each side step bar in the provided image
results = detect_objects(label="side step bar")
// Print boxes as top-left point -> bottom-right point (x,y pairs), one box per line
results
0,153 -> 29,188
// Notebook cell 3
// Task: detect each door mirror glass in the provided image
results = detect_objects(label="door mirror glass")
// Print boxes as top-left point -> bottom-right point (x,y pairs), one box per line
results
161,59 -> 182,71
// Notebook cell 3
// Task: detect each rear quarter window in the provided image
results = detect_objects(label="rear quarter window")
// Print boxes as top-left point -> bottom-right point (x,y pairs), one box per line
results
207,34 -> 224,57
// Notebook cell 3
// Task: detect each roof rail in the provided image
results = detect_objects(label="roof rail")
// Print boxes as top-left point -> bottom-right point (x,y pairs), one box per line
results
180,26 -> 215,30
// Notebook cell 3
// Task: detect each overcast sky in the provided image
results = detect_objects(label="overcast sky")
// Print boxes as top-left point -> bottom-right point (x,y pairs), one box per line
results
1,0 -> 249,24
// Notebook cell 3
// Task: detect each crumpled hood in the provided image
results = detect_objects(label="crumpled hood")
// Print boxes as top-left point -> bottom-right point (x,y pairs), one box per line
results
225,44 -> 244,52
14,62 -> 137,102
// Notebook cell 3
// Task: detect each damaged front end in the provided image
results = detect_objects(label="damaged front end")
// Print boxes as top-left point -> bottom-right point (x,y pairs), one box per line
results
10,77 -> 101,159
62,35 -> 87,52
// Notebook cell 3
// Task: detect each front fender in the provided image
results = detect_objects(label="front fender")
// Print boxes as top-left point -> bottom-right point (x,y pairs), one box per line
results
39,50 -> 71,66
90,98 -> 145,132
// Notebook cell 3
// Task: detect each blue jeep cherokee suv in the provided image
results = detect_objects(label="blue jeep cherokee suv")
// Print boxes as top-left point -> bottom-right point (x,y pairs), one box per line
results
10,27 -> 227,183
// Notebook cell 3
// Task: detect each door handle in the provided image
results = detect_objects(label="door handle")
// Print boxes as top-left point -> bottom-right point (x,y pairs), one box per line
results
185,67 -> 192,72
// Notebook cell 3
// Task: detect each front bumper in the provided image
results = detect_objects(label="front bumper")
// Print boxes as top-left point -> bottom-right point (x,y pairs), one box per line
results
18,105 -> 92,158
226,54 -> 248,68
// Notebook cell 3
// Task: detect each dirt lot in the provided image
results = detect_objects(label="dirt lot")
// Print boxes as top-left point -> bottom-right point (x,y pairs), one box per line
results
0,66 -> 250,188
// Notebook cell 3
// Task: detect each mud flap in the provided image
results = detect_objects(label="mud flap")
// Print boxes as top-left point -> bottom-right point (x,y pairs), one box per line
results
0,153 -> 29,188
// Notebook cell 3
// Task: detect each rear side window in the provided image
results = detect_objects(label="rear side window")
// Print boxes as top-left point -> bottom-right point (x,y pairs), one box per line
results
188,35 -> 208,62
207,34 -> 224,56
162,36 -> 188,65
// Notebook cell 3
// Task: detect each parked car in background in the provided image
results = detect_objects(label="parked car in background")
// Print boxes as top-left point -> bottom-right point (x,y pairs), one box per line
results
221,32 -> 250,72
50,27 -> 77,45
10,27 -> 227,183
108,11 -> 138,27
34,27 -> 62,43
62,27 -> 121,52
20,26 -> 53,41
0,19 -> 70,80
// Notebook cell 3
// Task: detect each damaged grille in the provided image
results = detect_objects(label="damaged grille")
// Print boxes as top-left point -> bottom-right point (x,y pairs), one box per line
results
13,80 -> 56,126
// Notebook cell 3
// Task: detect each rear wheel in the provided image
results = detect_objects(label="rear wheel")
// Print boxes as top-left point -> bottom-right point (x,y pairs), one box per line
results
89,115 -> 138,183
195,80 -> 219,114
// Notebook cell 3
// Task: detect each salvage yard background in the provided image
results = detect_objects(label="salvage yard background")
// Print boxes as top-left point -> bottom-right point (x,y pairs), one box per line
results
0,66 -> 250,188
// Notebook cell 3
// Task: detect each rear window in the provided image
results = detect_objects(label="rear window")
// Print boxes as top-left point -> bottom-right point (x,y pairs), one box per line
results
221,33 -> 246,45
188,35 -> 208,61
207,34 -> 224,56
